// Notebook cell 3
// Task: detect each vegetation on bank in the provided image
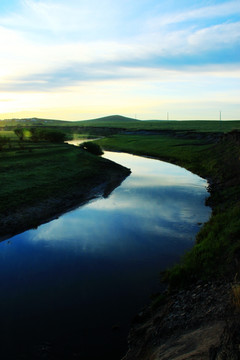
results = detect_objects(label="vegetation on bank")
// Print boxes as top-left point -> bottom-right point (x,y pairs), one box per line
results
0,134 -> 129,236
14,127 -> 66,143
96,132 -> 240,287
79,141 -> 103,155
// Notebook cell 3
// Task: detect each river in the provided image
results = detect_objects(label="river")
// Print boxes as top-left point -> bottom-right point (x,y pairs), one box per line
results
0,151 -> 211,360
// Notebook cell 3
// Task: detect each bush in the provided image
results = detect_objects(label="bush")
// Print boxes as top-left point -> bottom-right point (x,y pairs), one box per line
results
79,142 -> 103,155
44,130 -> 66,143
29,128 -> 66,143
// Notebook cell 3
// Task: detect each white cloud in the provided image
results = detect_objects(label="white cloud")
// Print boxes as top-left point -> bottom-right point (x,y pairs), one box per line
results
150,0 -> 240,27
1,0 -> 123,38
0,0 -> 239,87
188,21 -> 240,49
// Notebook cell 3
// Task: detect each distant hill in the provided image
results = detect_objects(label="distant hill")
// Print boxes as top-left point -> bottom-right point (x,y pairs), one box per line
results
1,115 -> 240,133
74,115 -> 140,127
85,115 -> 139,122
0,115 -> 139,128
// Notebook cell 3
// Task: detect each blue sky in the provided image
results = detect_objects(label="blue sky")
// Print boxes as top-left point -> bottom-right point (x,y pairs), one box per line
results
0,0 -> 239,120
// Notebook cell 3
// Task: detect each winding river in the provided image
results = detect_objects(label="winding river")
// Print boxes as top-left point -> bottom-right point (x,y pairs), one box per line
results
0,151 -> 211,360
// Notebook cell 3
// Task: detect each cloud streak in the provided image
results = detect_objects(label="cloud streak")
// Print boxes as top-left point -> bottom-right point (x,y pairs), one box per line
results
1,18 -> 239,92
150,0 -> 240,27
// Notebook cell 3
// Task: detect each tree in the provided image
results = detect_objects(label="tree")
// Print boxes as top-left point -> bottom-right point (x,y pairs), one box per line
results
29,128 -> 66,143
14,128 -> 24,141
29,127 -> 42,142
44,130 -> 66,143
79,141 -> 103,155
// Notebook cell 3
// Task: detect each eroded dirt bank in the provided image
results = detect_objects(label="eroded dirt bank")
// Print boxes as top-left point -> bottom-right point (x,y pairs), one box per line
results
122,280 -> 240,360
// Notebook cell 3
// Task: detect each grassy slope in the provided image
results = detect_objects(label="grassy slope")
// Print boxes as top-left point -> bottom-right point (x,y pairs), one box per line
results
77,119 -> 240,133
96,133 -> 240,287
0,135 -> 129,236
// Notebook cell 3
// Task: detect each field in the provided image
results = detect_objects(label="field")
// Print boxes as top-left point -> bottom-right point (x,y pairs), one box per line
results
77,117 -> 240,133
1,115 -> 240,133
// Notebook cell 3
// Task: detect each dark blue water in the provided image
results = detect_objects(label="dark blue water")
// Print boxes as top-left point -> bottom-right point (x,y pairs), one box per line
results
0,152 -> 211,359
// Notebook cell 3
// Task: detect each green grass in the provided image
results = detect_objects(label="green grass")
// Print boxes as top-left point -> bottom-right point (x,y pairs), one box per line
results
0,138 -> 126,217
96,132 -> 240,287
0,130 -> 16,138
163,203 -> 240,287
79,119 -> 240,133
96,134 -> 213,175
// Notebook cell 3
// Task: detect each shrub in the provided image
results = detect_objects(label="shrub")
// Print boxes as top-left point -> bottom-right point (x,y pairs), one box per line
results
79,142 -> 103,155
44,130 -> 66,143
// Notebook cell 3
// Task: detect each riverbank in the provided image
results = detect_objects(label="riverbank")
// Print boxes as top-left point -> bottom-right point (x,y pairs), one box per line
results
96,130 -> 240,359
122,279 -> 240,360
0,141 -> 130,240
97,131 -> 240,282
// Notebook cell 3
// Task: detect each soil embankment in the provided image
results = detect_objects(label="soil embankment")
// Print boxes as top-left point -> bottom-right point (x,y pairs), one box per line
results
122,280 -> 240,360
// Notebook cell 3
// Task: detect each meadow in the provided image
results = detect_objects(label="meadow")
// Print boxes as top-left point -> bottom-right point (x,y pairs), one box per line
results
76,117 -> 240,133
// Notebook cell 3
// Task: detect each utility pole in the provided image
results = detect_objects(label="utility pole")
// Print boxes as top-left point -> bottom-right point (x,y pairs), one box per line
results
167,112 -> 169,121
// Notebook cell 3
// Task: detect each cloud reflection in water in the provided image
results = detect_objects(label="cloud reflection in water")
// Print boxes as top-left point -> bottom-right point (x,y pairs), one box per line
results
27,152 -> 211,262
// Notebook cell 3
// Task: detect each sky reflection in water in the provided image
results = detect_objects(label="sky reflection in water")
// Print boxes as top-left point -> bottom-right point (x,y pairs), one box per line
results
27,152 -> 210,259
0,152 -> 211,359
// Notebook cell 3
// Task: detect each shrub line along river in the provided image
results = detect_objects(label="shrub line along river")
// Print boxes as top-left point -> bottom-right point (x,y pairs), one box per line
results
0,150 -> 211,359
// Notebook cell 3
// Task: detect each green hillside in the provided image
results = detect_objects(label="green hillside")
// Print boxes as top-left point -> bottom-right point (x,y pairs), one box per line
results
1,115 -> 240,133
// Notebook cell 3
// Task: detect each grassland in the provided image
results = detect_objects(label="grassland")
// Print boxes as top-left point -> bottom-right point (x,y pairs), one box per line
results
76,117 -> 240,133
2,115 -> 240,133
0,133 -> 130,238
96,131 -> 240,287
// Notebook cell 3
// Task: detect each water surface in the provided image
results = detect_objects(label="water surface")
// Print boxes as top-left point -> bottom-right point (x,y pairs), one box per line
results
0,152 -> 211,359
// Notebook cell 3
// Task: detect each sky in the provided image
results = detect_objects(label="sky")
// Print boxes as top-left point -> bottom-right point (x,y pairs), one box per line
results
0,0 -> 239,121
